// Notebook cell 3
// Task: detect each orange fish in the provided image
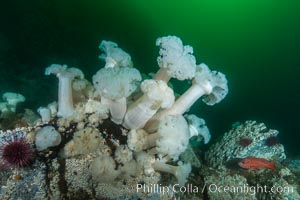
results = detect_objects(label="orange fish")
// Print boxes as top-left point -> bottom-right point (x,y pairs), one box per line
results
238,157 -> 275,170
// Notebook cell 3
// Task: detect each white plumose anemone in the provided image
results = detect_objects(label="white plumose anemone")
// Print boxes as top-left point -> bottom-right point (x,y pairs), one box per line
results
98,40 -> 133,68
145,63 -> 228,132
122,79 -> 175,129
45,64 -> 84,118
93,66 -> 141,124
154,35 -> 196,82
185,114 -> 211,144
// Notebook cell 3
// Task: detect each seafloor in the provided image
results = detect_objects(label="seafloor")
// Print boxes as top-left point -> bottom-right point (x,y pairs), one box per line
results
1,115 -> 300,199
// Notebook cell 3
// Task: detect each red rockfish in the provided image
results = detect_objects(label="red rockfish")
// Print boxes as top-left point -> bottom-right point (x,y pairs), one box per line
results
238,157 -> 276,170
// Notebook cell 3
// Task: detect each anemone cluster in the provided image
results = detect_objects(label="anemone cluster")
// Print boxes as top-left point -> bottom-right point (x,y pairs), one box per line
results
0,35 -> 229,196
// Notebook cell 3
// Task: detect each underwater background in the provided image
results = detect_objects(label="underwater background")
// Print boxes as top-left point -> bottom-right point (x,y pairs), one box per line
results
0,0 -> 299,155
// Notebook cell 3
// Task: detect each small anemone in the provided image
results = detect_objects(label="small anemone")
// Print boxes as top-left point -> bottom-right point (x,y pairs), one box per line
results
265,136 -> 279,147
238,137 -> 253,148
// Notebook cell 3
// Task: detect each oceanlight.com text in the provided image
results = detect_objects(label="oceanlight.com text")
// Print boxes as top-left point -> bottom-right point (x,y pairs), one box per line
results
207,183 -> 294,195
135,183 -> 294,196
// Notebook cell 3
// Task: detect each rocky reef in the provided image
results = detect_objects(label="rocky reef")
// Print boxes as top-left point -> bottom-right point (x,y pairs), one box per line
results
203,121 -> 300,200
206,120 -> 286,169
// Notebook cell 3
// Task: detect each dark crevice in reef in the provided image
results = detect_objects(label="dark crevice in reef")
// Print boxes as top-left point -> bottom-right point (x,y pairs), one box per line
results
98,118 -> 128,154
68,189 -> 94,200
58,158 -> 68,199
90,178 -> 97,199
44,160 -> 52,200
201,175 -> 209,200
